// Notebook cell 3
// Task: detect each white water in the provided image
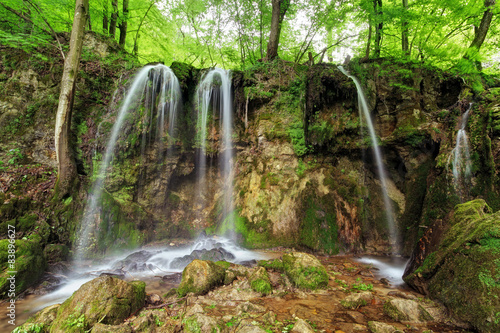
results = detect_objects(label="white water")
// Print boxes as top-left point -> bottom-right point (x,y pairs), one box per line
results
449,103 -> 472,200
195,69 -> 235,239
338,66 -> 398,249
356,256 -> 407,285
76,65 -> 180,261
34,237 -> 262,310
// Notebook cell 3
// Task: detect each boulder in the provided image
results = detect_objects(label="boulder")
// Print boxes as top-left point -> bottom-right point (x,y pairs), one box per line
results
49,276 -> 145,332
282,252 -> 328,289
341,291 -> 373,309
404,199 -> 500,332
170,247 -> 235,269
177,260 -> 225,297
91,323 -> 132,333
13,304 -> 59,332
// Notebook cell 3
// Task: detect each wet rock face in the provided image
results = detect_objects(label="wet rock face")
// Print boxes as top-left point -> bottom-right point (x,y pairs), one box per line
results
404,199 -> 500,332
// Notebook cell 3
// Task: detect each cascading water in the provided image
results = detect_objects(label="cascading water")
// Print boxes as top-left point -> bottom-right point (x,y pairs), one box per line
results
449,103 -> 473,201
195,69 -> 235,239
75,64 -> 181,262
338,66 -> 398,249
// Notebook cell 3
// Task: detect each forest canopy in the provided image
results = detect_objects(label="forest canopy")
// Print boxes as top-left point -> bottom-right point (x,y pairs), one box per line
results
0,0 -> 499,73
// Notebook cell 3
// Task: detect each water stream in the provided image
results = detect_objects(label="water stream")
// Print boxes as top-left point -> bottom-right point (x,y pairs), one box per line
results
338,66 -> 398,250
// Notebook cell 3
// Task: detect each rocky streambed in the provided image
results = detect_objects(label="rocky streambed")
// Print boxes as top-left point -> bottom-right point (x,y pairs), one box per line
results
12,249 -> 467,333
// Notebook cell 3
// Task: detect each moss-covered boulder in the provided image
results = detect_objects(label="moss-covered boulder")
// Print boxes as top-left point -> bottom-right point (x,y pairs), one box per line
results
404,199 -> 500,332
48,276 -> 145,332
248,267 -> 272,295
0,238 -> 46,298
282,252 -> 328,290
177,260 -> 225,297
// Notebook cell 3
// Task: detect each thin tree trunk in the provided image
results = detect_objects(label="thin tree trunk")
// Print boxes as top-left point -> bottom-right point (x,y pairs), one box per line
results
259,0 -> 264,59
119,0 -> 128,47
402,0 -> 409,55
109,0 -> 118,38
102,0 -> 108,33
133,1 -> 155,55
266,0 -> 290,61
364,22 -> 372,60
374,0 -> 383,58
54,0 -> 89,198
21,0 -> 32,33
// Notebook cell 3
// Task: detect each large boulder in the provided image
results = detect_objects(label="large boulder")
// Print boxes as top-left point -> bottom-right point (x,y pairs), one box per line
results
404,199 -> 500,332
248,267 -> 272,295
48,276 -> 145,332
177,260 -> 225,297
282,252 -> 328,290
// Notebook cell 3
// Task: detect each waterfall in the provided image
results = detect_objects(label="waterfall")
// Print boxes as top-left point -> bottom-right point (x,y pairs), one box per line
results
195,69 -> 235,239
75,64 -> 181,261
338,66 -> 398,248
449,103 -> 473,201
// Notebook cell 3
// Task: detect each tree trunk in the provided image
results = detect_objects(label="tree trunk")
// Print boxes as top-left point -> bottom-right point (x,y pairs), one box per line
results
54,0 -> 88,198
402,0 -> 409,55
374,0 -> 383,58
109,0 -> 118,38
102,0 -> 108,33
364,22 -> 372,60
466,0 -> 495,55
266,0 -> 290,61
119,0 -> 128,47
133,1 -> 155,55
259,0 -> 264,59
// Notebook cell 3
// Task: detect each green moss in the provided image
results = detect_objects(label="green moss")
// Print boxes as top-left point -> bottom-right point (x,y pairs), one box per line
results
282,253 -> 329,290
250,278 -> 272,295
258,259 -> 284,271
340,299 -> 367,309
214,261 -> 231,270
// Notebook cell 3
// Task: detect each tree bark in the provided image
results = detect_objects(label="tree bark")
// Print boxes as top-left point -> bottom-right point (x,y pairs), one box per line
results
133,1 -> 155,55
102,0 -> 108,33
54,0 -> 88,198
374,0 -> 383,58
119,0 -> 128,47
109,0 -> 118,38
266,0 -> 290,61
402,0 -> 409,55
466,0 -> 495,55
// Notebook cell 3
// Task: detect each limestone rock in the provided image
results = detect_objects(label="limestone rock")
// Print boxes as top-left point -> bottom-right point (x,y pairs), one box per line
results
367,321 -> 399,333
383,299 -> 433,323
236,326 -> 267,333
341,291 -> 373,309
282,252 -> 329,289
14,304 -> 59,332
291,318 -> 315,333
177,260 -> 225,297
183,313 -> 220,333
49,276 -> 145,332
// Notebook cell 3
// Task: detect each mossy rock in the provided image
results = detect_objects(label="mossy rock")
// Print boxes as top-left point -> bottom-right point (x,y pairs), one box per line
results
13,304 -> 59,333
0,238 -> 46,298
183,313 -> 220,333
43,244 -> 70,263
282,252 -> 328,290
177,260 -> 225,297
404,199 -> 500,332
249,267 -> 272,295
49,276 -> 145,333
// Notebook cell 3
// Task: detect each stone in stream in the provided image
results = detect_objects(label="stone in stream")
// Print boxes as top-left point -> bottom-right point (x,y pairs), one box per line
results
111,250 -> 159,272
177,259 -> 226,297
367,321 -> 399,333
248,266 -> 272,295
170,247 -> 235,269
383,299 -> 433,323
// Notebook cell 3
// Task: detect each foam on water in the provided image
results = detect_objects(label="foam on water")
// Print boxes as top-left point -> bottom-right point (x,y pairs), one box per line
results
356,256 -> 408,285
